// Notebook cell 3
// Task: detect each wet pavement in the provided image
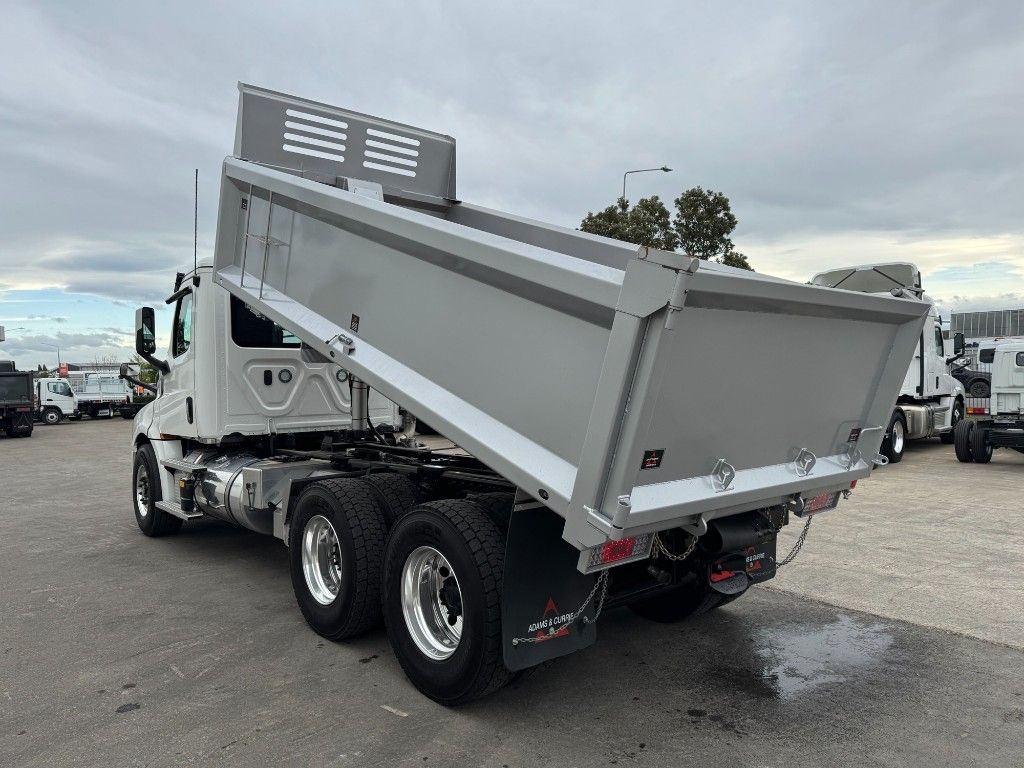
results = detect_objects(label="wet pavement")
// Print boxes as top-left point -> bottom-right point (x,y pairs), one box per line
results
2,420 -> 1023,767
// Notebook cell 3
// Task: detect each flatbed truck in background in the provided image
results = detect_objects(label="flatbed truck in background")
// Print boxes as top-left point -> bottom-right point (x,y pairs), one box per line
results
127,84 -> 928,704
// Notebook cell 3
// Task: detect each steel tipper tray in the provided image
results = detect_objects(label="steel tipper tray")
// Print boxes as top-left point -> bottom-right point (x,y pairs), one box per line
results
213,84 -> 929,568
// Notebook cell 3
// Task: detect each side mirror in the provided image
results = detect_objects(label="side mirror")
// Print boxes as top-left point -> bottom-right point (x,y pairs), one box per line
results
136,307 -> 156,355
953,332 -> 965,356
119,363 -> 129,378
134,307 -> 168,374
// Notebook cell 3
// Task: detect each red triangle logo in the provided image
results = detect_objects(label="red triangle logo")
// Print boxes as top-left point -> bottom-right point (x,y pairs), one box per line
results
543,597 -> 558,617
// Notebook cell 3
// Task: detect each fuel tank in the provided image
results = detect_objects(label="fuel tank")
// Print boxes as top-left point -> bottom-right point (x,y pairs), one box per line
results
184,450 -> 272,535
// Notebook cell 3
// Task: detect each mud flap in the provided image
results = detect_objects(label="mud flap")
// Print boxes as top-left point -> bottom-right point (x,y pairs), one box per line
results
501,500 -> 597,672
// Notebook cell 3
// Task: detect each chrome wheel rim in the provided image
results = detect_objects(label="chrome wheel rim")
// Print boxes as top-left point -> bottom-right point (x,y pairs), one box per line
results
135,464 -> 150,518
892,420 -> 905,454
44,411 -> 59,424
302,515 -> 343,606
401,546 -> 463,661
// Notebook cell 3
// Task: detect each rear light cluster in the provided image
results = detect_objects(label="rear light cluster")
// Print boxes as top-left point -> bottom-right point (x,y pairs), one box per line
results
581,532 -> 654,573
795,490 -> 841,517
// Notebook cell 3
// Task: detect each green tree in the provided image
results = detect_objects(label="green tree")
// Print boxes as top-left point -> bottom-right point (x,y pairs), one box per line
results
131,354 -> 158,384
579,186 -> 754,271
580,196 -> 679,251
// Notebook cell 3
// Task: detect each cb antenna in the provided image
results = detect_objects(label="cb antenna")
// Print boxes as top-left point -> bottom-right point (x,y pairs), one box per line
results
193,168 -> 199,282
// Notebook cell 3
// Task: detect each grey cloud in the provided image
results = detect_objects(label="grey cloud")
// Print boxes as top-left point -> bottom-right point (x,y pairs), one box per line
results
0,0 -> 1021,313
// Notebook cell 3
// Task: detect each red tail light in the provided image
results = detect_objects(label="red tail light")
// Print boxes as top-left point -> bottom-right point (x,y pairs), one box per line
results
600,537 -> 636,564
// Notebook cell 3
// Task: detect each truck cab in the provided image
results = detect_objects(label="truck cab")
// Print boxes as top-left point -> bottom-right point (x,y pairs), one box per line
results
954,340 -> 1024,463
36,378 -> 77,424
811,263 -> 965,463
131,264 -> 403,505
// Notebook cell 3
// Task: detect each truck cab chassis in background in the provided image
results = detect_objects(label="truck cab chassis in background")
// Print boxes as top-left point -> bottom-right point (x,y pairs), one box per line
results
954,339 -> 1024,464
127,84 -> 929,704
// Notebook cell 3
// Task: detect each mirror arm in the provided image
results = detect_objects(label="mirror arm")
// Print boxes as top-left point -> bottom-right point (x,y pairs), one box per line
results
165,279 -> 198,306
119,373 -> 157,394
145,354 -> 170,376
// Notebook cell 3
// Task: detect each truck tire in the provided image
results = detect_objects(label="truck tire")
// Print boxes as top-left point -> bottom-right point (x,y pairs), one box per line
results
969,380 -> 990,398
132,445 -> 183,536
880,411 -> 906,464
362,472 -> 421,527
42,408 -> 61,426
382,499 -> 513,705
466,492 -> 515,532
939,400 -> 963,444
971,425 -> 993,463
953,420 -> 974,462
628,570 -> 731,622
288,478 -> 387,640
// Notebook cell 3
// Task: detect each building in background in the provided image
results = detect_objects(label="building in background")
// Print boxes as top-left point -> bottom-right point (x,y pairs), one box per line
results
950,308 -> 1024,344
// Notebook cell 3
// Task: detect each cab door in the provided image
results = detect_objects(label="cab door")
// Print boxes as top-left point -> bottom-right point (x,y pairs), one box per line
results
154,289 -> 198,438
44,379 -> 76,415
923,322 -> 946,397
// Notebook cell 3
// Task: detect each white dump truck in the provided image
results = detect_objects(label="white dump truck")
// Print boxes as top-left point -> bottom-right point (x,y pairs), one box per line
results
811,263 -> 965,463
953,340 -> 1024,462
126,85 -> 928,704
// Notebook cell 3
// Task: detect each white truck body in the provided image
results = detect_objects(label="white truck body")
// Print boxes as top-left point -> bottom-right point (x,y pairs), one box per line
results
35,378 -> 76,423
954,340 -> 1024,463
811,263 -> 965,462
126,84 -> 929,703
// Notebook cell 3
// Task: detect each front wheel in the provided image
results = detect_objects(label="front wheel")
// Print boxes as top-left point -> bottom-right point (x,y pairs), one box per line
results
42,408 -> 62,425
382,500 -> 512,705
132,445 -> 182,536
880,411 -> 906,464
940,400 -> 963,444
953,419 -> 974,462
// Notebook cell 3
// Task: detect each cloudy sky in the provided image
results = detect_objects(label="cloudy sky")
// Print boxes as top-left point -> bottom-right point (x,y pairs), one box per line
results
1,1 -> 1022,369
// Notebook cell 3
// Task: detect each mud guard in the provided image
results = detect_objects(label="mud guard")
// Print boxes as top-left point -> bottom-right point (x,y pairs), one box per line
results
501,499 -> 598,672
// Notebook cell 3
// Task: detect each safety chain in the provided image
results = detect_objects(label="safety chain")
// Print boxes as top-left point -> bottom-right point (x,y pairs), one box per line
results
510,570 -> 609,646
652,532 -> 699,562
777,516 -> 812,567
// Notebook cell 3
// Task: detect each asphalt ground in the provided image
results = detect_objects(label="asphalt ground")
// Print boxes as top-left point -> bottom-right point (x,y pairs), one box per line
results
1,419 -> 1022,767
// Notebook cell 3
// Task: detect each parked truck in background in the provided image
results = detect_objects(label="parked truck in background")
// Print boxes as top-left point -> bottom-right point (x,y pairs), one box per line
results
35,377 -> 77,424
126,85 -> 929,704
0,361 -> 35,437
954,340 -> 1024,463
811,263 -> 965,463
70,372 -> 132,418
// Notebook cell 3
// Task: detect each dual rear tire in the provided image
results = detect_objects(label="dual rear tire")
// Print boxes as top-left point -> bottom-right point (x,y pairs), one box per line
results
288,479 -> 510,704
954,420 -> 993,463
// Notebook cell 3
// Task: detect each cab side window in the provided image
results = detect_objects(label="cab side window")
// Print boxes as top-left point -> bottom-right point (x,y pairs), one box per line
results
173,292 -> 194,357
934,326 -> 944,357
50,381 -> 72,397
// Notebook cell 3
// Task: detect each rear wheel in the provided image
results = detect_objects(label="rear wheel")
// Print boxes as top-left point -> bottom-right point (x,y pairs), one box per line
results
940,400 -> 963,444
288,478 -> 387,639
953,419 -> 974,462
969,380 -> 990,398
42,408 -> 61,426
628,570 -> 736,622
880,411 -> 906,464
132,445 -> 183,536
971,425 -> 992,463
382,499 -> 512,705
362,472 -> 420,527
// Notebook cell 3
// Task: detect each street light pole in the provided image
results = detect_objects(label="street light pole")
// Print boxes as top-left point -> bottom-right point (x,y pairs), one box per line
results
622,166 -> 672,201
